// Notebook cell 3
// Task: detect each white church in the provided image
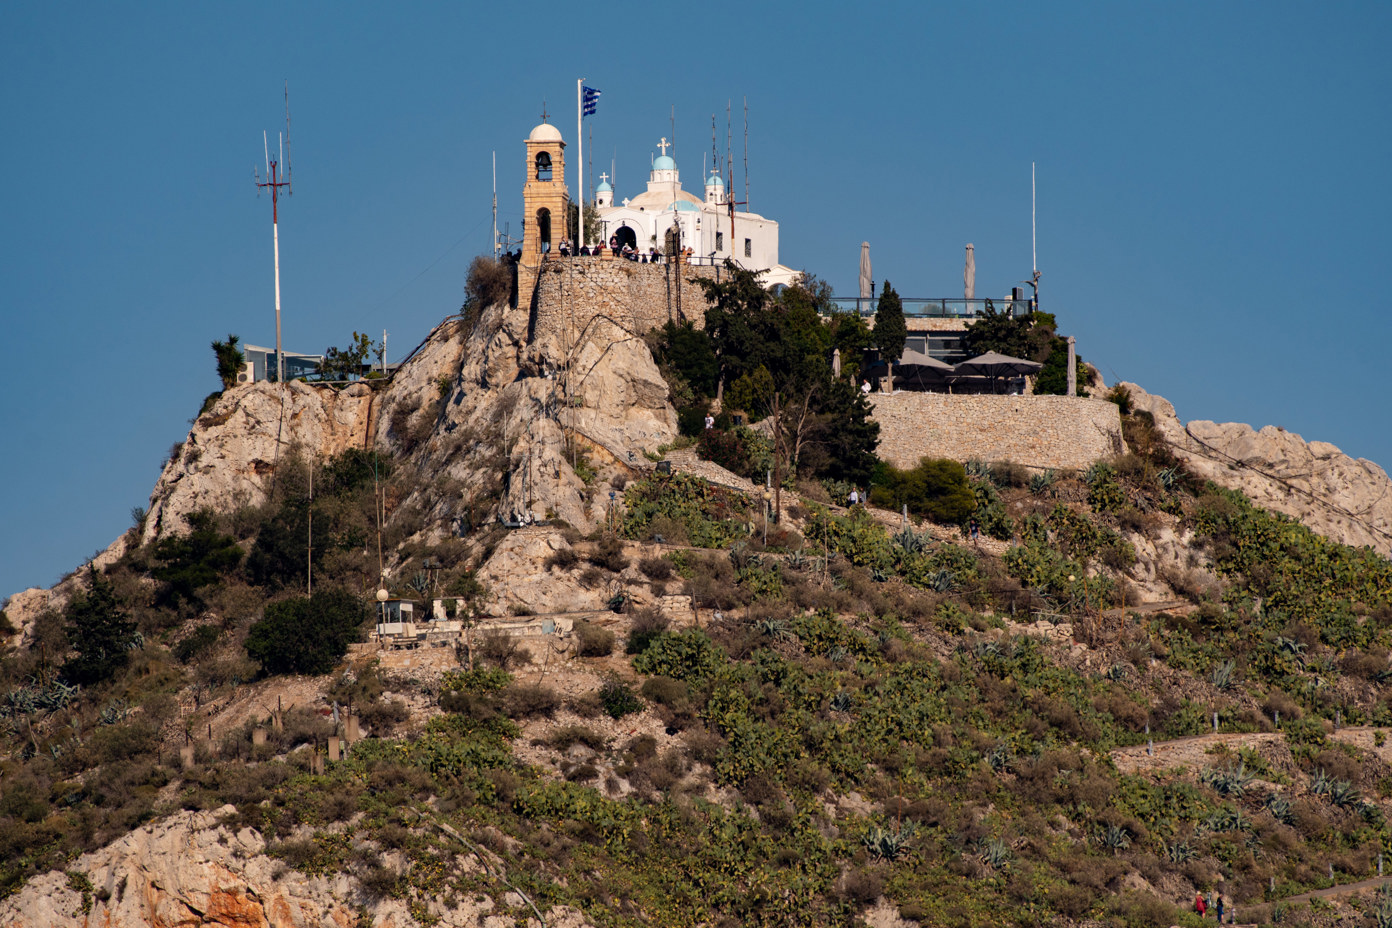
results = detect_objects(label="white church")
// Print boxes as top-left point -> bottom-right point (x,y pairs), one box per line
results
592,136 -> 798,288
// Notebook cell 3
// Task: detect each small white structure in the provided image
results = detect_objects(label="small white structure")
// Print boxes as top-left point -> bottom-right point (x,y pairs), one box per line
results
594,138 -> 797,287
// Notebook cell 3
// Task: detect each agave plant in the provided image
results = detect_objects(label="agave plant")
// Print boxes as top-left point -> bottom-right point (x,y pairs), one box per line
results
1201,762 -> 1254,797
1097,823 -> 1132,852
977,837 -> 1012,869
893,528 -> 926,554
1209,659 -> 1237,691
929,569 -> 956,593
755,618 -> 794,641
1029,470 -> 1057,495
863,823 -> 917,861
1264,793 -> 1294,825
405,571 -> 432,597
1376,884 -> 1392,928
98,698 -> 130,726
1166,840 -> 1197,863
1156,466 -> 1181,492
829,691 -> 854,713
1327,779 -> 1361,809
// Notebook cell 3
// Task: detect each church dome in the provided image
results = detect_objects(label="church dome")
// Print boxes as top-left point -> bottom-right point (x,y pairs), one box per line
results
595,179 -> 612,192
653,155 -> 676,171
528,122 -> 563,142
706,174 -> 723,187
668,201 -> 699,212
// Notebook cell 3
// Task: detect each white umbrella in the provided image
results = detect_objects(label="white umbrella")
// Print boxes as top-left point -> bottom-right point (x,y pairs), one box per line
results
859,242 -> 872,310
832,347 -> 842,377
964,243 -> 975,300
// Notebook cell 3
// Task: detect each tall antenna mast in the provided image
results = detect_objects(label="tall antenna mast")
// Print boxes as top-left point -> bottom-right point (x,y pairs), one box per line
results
743,97 -> 749,214
1032,161 -> 1037,275
492,151 -> 499,259
254,82 -> 293,385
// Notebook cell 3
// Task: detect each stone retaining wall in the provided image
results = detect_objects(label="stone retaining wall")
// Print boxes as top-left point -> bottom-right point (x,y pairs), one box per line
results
870,393 -> 1124,471
531,258 -> 724,342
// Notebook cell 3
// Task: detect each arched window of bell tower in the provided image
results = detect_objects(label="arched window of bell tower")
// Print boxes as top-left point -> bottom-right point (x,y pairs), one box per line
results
536,208 -> 552,252
535,151 -> 553,181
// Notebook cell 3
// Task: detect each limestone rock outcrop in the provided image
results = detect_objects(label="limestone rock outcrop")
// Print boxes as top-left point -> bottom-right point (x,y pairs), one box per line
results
1123,382 -> 1392,552
0,805 -> 594,928
394,301 -> 677,537
142,380 -> 377,545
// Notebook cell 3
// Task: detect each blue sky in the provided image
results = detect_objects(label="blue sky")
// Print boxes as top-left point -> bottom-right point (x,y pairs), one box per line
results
2,2 -> 1389,599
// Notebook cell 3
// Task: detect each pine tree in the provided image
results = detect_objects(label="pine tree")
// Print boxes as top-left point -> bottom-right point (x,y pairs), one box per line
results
873,281 -> 907,363
61,566 -> 138,686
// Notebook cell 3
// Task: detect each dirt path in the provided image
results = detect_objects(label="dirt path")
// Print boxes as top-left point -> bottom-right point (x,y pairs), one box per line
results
1280,875 -> 1392,904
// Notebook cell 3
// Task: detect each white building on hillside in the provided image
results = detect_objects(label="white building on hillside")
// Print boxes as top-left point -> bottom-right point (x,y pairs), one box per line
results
594,138 -> 797,287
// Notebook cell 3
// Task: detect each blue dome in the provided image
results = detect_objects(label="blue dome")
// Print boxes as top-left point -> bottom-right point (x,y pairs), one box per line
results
595,180 -> 612,192
652,155 -> 676,171
668,201 -> 699,212
706,174 -> 723,187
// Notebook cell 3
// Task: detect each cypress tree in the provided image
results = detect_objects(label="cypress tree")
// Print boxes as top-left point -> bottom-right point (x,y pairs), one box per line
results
873,281 -> 907,363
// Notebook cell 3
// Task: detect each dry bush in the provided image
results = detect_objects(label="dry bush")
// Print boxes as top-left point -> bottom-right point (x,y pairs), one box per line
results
639,557 -> 675,581
989,460 -> 1031,488
501,684 -> 560,719
545,725 -> 608,752
545,546 -> 580,571
1261,689 -> 1302,722
356,698 -> 410,736
625,609 -> 670,655
587,534 -> 630,573
574,621 -> 615,657
1339,646 -> 1390,680
475,631 -> 531,670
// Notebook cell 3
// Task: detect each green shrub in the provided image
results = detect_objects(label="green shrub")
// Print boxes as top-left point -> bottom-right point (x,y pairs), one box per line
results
632,629 -> 726,682
244,587 -> 367,676
598,680 -> 643,719
173,625 -> 221,664
869,457 -> 975,524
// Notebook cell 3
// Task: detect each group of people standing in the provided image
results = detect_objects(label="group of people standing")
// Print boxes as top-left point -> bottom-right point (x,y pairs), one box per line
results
1194,891 -> 1234,923
552,237 -> 682,264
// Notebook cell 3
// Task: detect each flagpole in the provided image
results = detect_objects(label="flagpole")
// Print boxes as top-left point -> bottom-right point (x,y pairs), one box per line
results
576,78 -> 584,250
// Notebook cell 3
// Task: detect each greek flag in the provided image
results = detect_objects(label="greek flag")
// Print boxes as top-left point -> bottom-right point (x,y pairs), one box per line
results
582,85 -> 601,117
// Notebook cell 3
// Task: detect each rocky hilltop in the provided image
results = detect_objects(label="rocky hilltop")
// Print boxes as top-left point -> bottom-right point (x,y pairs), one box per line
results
5,298 -> 1392,928
1123,382 -> 1392,554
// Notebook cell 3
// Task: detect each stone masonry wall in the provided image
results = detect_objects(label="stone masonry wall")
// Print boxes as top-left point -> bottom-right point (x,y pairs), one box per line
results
870,393 -> 1125,471
531,257 -> 723,342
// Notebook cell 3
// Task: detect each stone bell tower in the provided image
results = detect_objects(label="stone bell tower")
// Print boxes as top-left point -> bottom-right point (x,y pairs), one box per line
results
518,117 -> 570,302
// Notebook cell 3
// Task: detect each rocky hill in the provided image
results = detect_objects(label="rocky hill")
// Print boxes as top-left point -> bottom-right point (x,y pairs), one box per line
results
4,297 -> 1392,928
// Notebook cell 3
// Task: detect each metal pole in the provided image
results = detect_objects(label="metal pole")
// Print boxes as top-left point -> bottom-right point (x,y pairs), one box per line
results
576,79 -> 584,251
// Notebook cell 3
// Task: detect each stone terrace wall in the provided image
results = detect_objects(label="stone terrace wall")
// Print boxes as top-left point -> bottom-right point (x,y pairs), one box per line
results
531,258 -> 723,343
870,393 -> 1125,471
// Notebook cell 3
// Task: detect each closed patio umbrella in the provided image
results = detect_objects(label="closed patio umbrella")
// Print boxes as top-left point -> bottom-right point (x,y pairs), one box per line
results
859,242 -> 872,312
964,243 -> 975,300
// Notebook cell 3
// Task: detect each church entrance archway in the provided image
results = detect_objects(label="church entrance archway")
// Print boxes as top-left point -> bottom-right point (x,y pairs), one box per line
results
614,225 -> 637,254
536,208 -> 552,253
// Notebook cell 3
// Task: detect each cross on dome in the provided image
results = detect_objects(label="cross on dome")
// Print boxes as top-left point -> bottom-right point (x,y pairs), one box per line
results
599,172 -> 609,184
657,137 -> 669,157
539,102 -> 549,123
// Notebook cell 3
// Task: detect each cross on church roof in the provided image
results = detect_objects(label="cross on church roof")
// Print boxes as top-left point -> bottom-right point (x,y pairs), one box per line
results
657,137 -> 669,157
599,172 -> 609,184
539,102 -> 549,123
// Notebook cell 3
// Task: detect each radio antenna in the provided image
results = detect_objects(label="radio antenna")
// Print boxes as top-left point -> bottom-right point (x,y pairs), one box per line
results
743,97 -> 749,213
253,82 -> 293,384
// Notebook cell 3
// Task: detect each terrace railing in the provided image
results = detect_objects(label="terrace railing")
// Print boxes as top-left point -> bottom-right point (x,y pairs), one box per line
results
829,297 -> 1034,318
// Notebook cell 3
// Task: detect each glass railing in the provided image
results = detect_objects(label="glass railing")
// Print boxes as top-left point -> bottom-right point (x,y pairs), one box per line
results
828,297 -> 1034,318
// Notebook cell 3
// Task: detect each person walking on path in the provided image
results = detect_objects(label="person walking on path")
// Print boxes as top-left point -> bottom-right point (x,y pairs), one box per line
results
1194,893 -> 1205,917
1215,895 -> 1224,922
848,488 -> 859,507
969,518 -> 980,545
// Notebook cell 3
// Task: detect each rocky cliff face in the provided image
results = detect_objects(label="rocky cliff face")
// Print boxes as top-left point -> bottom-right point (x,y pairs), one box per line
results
385,299 -> 677,539
143,380 -> 378,547
1123,382 -> 1392,553
0,805 -> 592,928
